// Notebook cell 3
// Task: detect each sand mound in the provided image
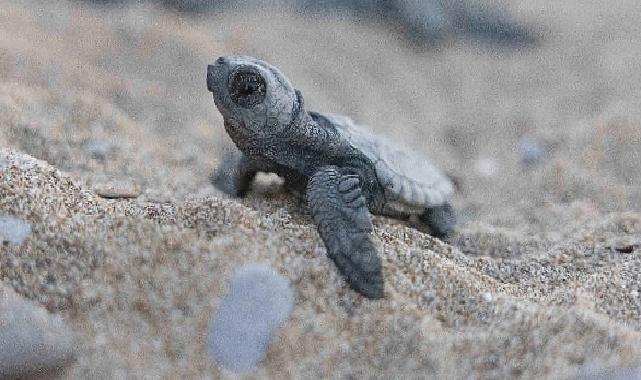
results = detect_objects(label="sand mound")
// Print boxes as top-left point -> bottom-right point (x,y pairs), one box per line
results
2,148 -> 641,379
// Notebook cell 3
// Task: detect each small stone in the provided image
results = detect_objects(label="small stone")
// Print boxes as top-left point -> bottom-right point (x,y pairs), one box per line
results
518,136 -> 546,167
615,245 -> 636,254
94,180 -> 142,199
481,292 -> 494,302
605,238 -> 640,254
0,284 -> 77,379
208,263 -> 295,372
0,215 -> 32,245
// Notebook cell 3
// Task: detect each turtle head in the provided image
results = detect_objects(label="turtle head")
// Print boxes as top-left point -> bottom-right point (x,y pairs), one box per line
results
207,56 -> 299,135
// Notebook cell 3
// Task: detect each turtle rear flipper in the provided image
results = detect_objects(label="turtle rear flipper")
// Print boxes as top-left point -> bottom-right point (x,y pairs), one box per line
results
307,166 -> 384,299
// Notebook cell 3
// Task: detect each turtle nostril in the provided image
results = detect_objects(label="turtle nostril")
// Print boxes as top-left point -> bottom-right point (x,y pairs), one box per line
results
216,56 -> 227,65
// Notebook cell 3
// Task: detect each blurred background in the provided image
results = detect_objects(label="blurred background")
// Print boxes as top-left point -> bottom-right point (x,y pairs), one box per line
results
1,0 -> 640,238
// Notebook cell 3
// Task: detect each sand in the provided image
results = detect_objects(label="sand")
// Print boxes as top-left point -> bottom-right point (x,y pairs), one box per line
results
1,0 -> 641,378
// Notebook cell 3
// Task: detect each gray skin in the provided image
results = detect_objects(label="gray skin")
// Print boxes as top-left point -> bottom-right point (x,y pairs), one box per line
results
207,56 -> 456,299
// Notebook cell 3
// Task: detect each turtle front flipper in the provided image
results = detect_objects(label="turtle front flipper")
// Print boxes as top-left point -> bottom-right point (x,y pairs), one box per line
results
210,150 -> 258,197
306,166 -> 384,299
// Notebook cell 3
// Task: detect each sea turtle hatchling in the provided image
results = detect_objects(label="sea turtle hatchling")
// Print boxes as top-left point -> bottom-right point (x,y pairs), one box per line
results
206,56 -> 456,299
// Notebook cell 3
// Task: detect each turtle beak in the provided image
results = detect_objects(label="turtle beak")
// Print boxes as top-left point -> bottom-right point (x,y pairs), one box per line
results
207,57 -> 230,93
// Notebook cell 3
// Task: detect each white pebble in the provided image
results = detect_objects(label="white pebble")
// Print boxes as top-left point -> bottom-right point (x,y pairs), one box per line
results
208,264 -> 294,372
481,292 -> 494,302
0,215 -> 32,245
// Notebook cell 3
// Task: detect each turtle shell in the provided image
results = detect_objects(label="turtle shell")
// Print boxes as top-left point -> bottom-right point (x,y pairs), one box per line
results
323,113 -> 454,210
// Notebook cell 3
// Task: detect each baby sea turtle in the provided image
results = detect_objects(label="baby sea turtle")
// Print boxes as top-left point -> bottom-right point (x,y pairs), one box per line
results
207,56 -> 456,299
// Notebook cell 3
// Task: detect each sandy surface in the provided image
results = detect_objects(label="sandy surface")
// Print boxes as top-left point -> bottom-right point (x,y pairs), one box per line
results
1,0 -> 641,378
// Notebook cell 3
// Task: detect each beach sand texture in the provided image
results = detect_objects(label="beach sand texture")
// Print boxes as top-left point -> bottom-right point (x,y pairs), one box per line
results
2,0 -> 641,378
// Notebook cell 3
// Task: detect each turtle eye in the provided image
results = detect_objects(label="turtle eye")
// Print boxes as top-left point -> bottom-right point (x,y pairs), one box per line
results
229,70 -> 267,107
